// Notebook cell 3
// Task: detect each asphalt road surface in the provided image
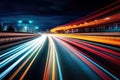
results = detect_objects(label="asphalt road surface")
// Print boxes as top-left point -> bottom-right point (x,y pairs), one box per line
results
0,34 -> 120,80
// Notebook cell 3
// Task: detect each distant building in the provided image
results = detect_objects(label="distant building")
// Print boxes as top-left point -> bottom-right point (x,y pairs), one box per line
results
0,20 -> 3,31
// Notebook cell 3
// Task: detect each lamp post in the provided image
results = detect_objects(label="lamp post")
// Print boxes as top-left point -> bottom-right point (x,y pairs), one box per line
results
17,20 -> 34,32
0,19 -> 3,31
35,26 -> 39,33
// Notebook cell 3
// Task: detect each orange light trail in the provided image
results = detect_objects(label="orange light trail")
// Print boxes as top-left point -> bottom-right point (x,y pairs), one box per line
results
8,42 -> 42,80
53,34 -> 120,46
43,35 -> 63,80
43,36 -> 56,80
50,13 -> 120,33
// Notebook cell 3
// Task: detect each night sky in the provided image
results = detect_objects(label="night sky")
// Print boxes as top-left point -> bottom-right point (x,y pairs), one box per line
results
0,0 -> 117,31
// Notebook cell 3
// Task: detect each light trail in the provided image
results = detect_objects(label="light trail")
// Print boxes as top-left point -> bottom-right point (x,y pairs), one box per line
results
53,34 -> 120,46
54,37 -> 119,80
0,43 -> 38,79
43,36 -> 62,80
19,35 -> 47,80
0,38 -> 37,60
57,37 -> 120,65
50,37 -> 63,80
0,37 -> 41,69
78,40 -> 120,51
0,35 -> 45,79
64,37 -> 120,56
9,35 -> 46,80
43,42 -> 51,80
1,34 -> 120,80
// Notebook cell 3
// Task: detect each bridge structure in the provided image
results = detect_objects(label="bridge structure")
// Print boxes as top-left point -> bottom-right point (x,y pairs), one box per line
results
50,1 -> 120,33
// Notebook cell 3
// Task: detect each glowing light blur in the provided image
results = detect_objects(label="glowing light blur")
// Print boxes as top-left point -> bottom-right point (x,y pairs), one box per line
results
43,36 -> 63,80
53,36 -> 119,80
29,20 -> 33,24
53,34 -> 120,46
0,35 -> 46,79
18,20 -> 22,23
20,35 -> 46,80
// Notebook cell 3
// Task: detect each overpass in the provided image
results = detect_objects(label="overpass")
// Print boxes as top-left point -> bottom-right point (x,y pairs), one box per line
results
50,1 -> 120,33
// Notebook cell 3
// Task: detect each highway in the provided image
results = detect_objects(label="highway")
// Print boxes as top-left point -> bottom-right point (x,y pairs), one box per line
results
0,34 -> 120,80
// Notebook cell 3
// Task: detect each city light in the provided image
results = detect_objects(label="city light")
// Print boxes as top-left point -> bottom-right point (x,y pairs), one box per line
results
24,26 -> 27,29
29,20 -> 33,24
18,20 -> 22,24
35,26 -> 39,29
105,17 -> 110,20
24,26 -> 28,32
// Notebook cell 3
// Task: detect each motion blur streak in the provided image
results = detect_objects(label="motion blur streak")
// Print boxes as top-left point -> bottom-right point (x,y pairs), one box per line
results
9,35 -> 46,80
53,34 -> 120,46
19,35 -> 46,80
0,41 -> 38,79
1,34 -> 120,80
53,37 -> 119,80
0,35 -> 45,79
50,36 -> 63,80
57,37 -> 120,65
43,36 -> 62,80
0,39 -> 39,68
0,38 -> 38,60
64,38 -> 120,56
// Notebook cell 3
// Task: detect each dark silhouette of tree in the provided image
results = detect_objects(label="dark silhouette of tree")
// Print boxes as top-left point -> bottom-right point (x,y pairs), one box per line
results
0,25 -> 2,31
7,25 -> 15,32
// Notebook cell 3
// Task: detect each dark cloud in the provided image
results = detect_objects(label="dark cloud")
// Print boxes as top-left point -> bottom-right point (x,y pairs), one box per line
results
0,0 -> 116,15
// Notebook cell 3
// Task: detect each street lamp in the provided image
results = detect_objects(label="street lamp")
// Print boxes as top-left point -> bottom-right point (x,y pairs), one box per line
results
35,26 -> 39,29
18,20 -> 22,24
35,26 -> 39,33
29,20 -> 33,24
24,26 -> 28,32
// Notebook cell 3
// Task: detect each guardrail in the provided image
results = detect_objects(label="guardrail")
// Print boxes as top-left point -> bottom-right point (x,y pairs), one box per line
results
75,32 -> 120,36
0,32 -> 39,45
